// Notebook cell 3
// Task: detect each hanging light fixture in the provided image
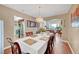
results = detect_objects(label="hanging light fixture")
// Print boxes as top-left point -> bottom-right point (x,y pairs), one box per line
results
35,6 -> 44,23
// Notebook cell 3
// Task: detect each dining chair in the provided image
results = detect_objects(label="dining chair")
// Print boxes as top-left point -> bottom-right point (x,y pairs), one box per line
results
12,42 -> 22,54
7,38 -> 22,54
7,38 -> 30,54
13,42 -> 31,54
26,32 -> 33,36
45,35 -> 55,54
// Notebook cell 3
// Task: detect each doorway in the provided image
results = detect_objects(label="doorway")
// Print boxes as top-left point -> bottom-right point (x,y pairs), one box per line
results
14,16 -> 25,39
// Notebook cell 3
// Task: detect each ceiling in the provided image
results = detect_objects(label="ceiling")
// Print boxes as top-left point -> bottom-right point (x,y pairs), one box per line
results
3,4 -> 72,17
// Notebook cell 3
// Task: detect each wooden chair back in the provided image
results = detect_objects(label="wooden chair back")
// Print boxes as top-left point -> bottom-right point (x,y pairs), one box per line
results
45,35 -> 55,54
26,32 -> 33,36
12,42 -> 22,54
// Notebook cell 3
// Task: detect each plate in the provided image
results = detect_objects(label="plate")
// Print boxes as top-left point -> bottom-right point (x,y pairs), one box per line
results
23,39 -> 37,45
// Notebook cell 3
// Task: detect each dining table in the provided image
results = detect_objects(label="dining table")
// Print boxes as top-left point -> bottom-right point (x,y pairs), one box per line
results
16,32 -> 54,54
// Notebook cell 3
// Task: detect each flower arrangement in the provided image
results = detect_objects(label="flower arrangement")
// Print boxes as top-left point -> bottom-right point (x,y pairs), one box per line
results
39,28 -> 46,32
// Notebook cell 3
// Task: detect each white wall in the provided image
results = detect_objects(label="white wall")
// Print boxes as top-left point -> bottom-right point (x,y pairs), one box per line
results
66,5 -> 79,53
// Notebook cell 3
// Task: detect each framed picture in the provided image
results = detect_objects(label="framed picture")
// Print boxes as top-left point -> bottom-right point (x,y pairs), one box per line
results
71,7 -> 79,28
27,20 -> 38,27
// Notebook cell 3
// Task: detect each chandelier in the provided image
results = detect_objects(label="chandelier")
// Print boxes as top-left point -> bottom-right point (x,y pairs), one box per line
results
35,6 -> 44,23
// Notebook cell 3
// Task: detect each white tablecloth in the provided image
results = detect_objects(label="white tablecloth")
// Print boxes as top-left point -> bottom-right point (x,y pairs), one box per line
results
16,33 -> 53,54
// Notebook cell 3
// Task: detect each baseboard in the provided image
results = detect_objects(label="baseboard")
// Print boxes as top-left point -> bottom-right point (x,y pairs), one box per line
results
4,46 -> 11,50
62,40 -> 74,54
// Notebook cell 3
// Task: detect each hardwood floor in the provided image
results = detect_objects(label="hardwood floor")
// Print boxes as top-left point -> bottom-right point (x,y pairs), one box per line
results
63,42 -> 72,54
53,41 -> 73,54
4,47 -> 12,54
